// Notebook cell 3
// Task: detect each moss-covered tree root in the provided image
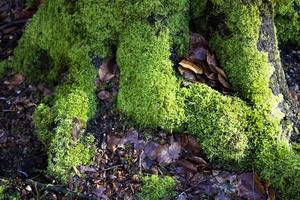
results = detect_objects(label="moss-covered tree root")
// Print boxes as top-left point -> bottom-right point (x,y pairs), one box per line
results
7,0 -> 300,198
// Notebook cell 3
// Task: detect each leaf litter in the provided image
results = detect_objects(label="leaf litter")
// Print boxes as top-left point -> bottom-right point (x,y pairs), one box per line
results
178,33 -> 232,94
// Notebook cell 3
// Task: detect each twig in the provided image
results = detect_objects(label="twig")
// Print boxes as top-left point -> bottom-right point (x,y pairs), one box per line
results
176,187 -> 192,198
101,164 -> 123,172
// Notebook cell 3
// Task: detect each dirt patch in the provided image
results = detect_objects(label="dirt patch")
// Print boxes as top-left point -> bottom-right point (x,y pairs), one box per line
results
0,74 -> 47,178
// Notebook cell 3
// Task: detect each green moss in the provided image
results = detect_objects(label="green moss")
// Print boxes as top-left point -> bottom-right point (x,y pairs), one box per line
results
185,84 -> 249,162
0,181 -> 20,200
0,61 -> 9,79
137,175 -> 176,200
190,1 -> 299,197
33,103 -> 54,144
117,22 -> 185,130
47,120 -> 95,181
255,141 -> 300,199
274,0 -> 300,46
209,0 -> 278,110
190,0 -> 207,32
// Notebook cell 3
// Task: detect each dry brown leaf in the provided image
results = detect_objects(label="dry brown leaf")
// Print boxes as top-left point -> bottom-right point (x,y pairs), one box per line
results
106,135 -> 124,152
189,156 -> 208,167
156,145 -> 172,164
98,90 -> 111,100
206,53 -> 217,68
238,173 -> 267,200
72,118 -> 82,142
181,135 -> 200,155
177,160 -> 198,172
98,58 -> 116,82
218,74 -> 231,89
178,66 -> 197,81
6,73 -> 24,88
189,47 -> 207,62
206,73 -> 218,81
179,59 -> 203,74
214,66 -> 227,79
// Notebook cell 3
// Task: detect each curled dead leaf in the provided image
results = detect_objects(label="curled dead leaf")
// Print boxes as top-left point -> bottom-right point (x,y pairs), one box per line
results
206,53 -> 217,68
178,66 -> 197,81
179,59 -> 203,74
189,156 -> 208,167
206,73 -> 218,81
218,74 -> 231,89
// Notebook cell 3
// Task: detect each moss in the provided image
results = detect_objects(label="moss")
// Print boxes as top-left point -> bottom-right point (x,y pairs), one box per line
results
274,0 -> 300,46
190,1 -> 299,197
33,103 -> 54,144
190,0 -> 208,32
137,175 -> 176,200
0,61 -> 9,79
209,0 -> 278,110
255,141 -> 300,199
117,22 -> 186,130
185,84 -> 249,162
25,0 -> 39,7
47,120 -> 95,181
0,181 -> 20,200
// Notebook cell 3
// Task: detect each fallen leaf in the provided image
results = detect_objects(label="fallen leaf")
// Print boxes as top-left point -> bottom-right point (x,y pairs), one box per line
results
214,66 -> 227,79
206,73 -> 218,81
6,73 -> 24,89
72,118 -> 82,142
98,58 -> 116,82
178,66 -> 197,81
106,135 -> 124,152
206,53 -> 217,68
124,129 -> 139,145
144,141 -> 159,160
218,74 -> 231,89
179,59 -> 203,74
237,173 -> 267,200
168,142 -> 182,161
177,160 -> 198,172
189,156 -> 208,167
98,90 -> 111,100
181,135 -> 200,154
189,47 -> 207,62
156,145 -> 172,164
73,166 -> 82,177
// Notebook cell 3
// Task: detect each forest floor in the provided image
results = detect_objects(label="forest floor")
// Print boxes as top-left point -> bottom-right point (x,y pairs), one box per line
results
0,1 -> 300,200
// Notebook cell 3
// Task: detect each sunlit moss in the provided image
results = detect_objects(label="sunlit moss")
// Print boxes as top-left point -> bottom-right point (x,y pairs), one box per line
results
137,175 -> 176,200
117,22 -> 186,130
185,84 -> 249,162
274,0 -> 300,46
